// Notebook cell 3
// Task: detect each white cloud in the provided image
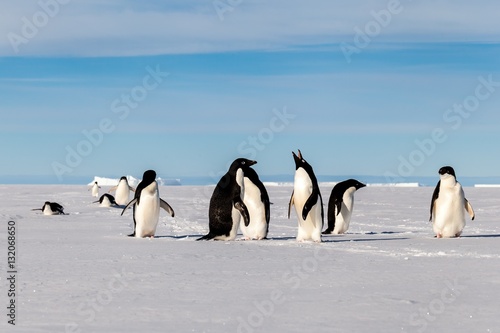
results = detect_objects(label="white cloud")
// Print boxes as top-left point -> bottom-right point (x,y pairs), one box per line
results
0,0 -> 499,56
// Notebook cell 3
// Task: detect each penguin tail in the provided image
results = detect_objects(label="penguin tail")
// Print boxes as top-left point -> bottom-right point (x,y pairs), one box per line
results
197,233 -> 216,241
128,232 -> 135,237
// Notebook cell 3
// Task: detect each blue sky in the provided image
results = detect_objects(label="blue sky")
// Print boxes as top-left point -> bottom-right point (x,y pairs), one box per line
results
1,1 -> 499,183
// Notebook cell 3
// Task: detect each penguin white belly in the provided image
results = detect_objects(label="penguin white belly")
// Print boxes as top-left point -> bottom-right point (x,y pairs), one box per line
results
43,206 -> 55,215
91,184 -> 99,197
241,178 -> 267,240
294,169 -> 322,242
433,186 -> 466,238
115,183 -> 130,206
100,196 -> 112,207
134,187 -> 160,238
333,189 -> 355,234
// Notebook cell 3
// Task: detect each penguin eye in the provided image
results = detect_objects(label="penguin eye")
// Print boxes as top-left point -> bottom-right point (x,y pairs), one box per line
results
242,161 -> 246,165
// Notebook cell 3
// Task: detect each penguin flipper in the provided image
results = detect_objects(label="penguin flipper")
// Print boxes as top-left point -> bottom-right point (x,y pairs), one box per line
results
465,199 -> 475,220
429,181 -> 440,222
121,198 -> 137,216
160,198 -> 175,217
234,197 -> 250,227
334,197 -> 342,217
108,186 -> 118,193
129,186 -> 136,192
288,191 -> 294,219
302,192 -> 319,221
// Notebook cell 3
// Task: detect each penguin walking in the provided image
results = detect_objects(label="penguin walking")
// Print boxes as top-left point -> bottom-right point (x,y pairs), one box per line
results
89,181 -> 101,197
109,176 -> 135,206
93,193 -> 118,207
430,166 -> 475,238
240,166 -> 270,240
323,179 -> 366,235
121,170 -> 174,238
32,201 -> 67,215
288,150 -> 323,242
198,158 -> 256,241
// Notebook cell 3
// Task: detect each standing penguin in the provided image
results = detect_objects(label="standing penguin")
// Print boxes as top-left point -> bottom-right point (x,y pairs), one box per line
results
323,179 -> 366,235
430,166 -> 475,238
109,176 -> 135,206
240,166 -> 270,240
89,181 -> 100,197
32,201 -> 66,215
198,158 -> 256,241
288,150 -> 323,242
121,170 -> 174,238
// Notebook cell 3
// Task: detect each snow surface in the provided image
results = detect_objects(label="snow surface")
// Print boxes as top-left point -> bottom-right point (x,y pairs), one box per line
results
1,184 -> 499,333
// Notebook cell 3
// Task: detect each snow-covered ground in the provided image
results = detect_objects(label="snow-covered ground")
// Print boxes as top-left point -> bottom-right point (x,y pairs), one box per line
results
0,184 -> 499,333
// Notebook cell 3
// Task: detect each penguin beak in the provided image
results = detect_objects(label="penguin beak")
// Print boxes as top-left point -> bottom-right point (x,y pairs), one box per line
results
297,149 -> 303,160
249,160 -> 257,166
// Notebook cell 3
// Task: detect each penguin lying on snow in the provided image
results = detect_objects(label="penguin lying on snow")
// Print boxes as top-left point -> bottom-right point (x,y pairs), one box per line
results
198,158 -> 256,241
93,193 -> 118,207
121,170 -> 174,238
430,166 -> 475,238
323,179 -> 365,235
288,150 -> 323,242
32,201 -> 67,215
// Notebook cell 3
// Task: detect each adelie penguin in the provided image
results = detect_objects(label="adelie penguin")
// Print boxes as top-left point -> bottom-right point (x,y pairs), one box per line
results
288,150 -> 323,242
198,158 -> 256,241
240,166 -> 270,240
121,170 -> 174,238
93,193 -> 118,207
323,179 -> 366,235
32,201 -> 67,215
109,176 -> 135,206
89,181 -> 101,198
430,166 -> 475,238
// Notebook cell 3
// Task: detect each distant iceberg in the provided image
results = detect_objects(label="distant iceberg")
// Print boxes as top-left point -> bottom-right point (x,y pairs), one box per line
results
88,176 -> 181,186
474,184 -> 500,188
366,183 -> 421,187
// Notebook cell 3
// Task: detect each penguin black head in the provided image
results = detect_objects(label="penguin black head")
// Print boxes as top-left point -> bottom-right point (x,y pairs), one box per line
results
438,166 -> 456,179
345,179 -> 366,190
120,176 -> 127,181
139,170 -> 158,188
229,158 -> 257,172
292,149 -> 313,171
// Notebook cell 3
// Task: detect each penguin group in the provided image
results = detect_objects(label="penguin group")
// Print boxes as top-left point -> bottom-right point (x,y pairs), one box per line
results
31,151 -> 475,241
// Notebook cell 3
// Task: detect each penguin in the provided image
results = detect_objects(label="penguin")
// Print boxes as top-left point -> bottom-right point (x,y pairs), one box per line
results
429,166 -> 475,238
240,166 -> 270,240
323,179 -> 366,235
89,181 -> 100,197
93,193 -> 118,207
32,201 -> 66,215
288,150 -> 323,242
198,158 -> 256,241
121,170 -> 174,238
109,176 -> 135,206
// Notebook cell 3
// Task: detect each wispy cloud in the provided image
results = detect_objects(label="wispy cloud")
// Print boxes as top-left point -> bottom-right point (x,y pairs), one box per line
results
1,0 -> 499,57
